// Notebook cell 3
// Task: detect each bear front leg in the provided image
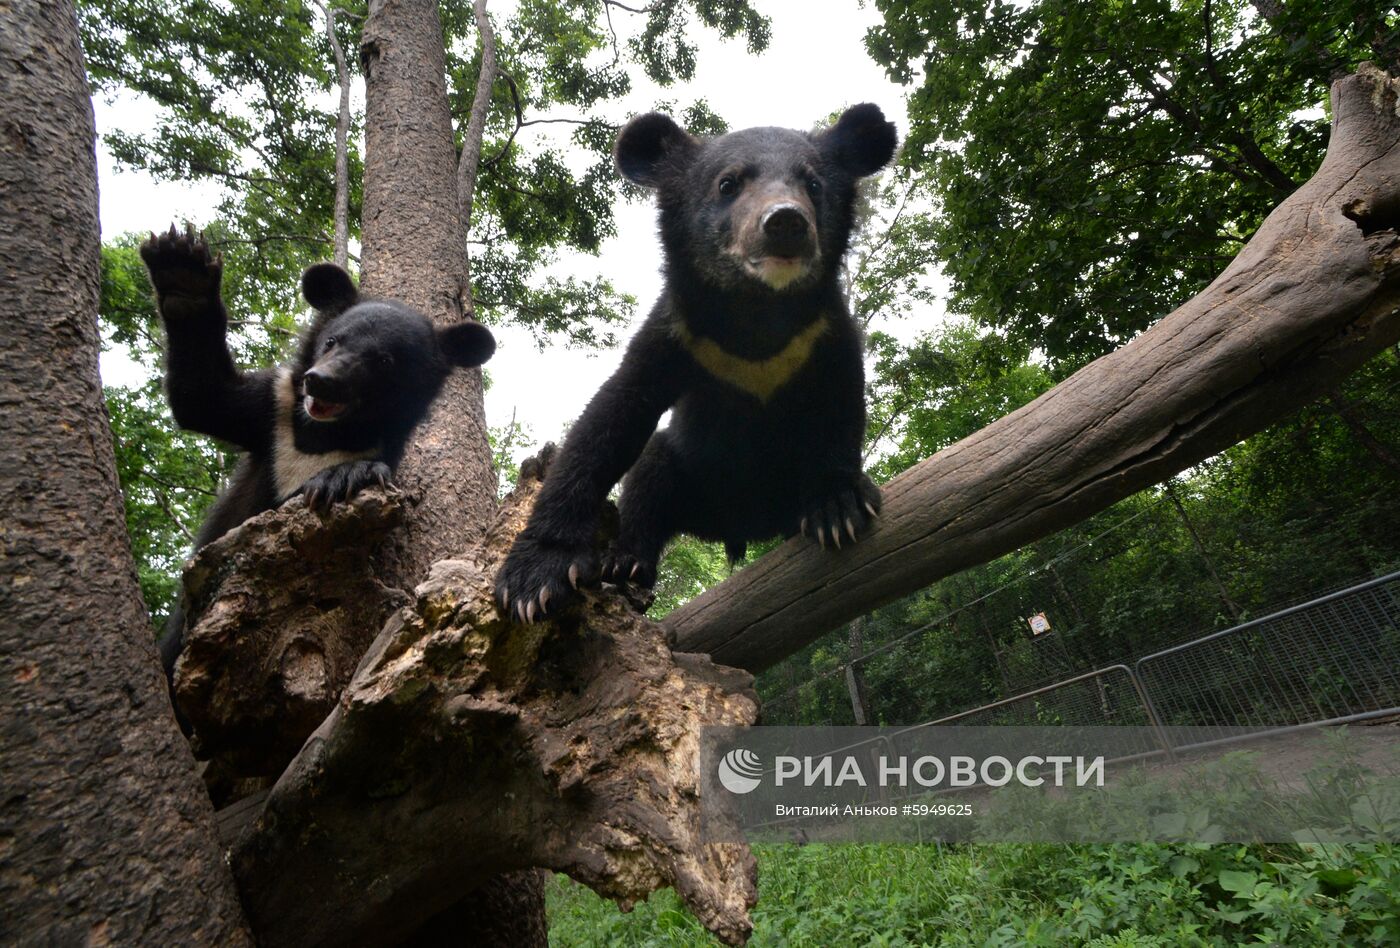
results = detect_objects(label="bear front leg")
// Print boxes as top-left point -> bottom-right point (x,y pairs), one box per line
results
495,319 -> 685,624
297,460 -> 393,511
799,472 -> 882,550
602,432 -> 685,589
141,223 -> 273,452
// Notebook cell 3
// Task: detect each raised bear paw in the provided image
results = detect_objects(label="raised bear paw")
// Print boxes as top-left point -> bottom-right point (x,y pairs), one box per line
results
600,549 -> 658,589
139,223 -> 223,308
800,473 -> 882,550
495,535 -> 599,624
298,459 -> 392,511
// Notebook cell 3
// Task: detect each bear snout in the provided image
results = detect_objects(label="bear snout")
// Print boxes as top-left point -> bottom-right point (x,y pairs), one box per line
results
760,204 -> 813,258
303,365 -> 354,404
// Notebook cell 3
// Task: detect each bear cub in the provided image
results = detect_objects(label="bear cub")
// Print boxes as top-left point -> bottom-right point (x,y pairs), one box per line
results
141,225 -> 495,672
496,104 -> 897,622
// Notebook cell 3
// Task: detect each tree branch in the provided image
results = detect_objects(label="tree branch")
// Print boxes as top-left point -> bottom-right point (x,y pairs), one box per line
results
312,0 -> 354,269
1250,0 -> 1350,83
456,0 -> 497,266
666,65 -> 1400,671
480,67 -> 522,171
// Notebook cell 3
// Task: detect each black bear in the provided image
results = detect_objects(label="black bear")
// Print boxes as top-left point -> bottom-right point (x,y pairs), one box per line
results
141,225 -> 495,672
496,104 -> 897,622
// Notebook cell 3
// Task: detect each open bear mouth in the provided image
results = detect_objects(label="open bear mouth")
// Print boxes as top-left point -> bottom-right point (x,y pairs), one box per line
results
303,395 -> 348,421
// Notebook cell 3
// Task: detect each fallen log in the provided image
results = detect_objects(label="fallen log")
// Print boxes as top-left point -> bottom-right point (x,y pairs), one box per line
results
667,64 -> 1400,672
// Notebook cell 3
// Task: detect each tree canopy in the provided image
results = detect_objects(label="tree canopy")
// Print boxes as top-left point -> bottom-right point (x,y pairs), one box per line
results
866,0 -> 1398,368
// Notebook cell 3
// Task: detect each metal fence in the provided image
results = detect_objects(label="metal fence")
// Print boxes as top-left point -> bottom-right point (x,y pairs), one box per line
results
774,571 -> 1400,756
924,665 -> 1153,728
1134,570 -> 1400,750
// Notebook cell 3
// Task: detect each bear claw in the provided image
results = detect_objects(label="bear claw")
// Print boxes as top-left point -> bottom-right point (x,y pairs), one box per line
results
296,460 -> 394,512
495,536 -> 598,623
801,474 -> 882,552
139,223 -> 224,304
600,550 -> 657,589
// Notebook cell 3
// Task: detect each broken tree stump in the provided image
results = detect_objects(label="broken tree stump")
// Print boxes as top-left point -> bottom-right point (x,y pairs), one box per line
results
183,452 -> 758,945
174,488 -> 410,776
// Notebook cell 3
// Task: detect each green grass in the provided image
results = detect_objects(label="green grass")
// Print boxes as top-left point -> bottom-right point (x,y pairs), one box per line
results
547,840 -> 1400,946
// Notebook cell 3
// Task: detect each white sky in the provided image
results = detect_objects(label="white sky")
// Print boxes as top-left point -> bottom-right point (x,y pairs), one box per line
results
95,0 -> 940,459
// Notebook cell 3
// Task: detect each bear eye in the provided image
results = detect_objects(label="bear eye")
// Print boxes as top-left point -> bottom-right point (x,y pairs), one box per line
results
717,175 -> 739,198
376,352 -> 393,368
324,336 -> 337,351
806,177 -> 822,197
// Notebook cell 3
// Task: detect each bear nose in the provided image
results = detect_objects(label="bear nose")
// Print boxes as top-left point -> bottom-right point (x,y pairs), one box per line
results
304,366 -> 349,401
761,204 -> 811,256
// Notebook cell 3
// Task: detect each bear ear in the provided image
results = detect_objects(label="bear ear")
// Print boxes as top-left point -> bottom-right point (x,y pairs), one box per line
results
301,263 -> 359,313
438,320 -> 496,368
615,112 -> 699,188
818,103 -> 897,177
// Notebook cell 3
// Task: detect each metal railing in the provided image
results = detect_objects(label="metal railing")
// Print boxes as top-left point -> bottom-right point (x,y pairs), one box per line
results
771,571 -> 1400,757
1134,570 -> 1400,750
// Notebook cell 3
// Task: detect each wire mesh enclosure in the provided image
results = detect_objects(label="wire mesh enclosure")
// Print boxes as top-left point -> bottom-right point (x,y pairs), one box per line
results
926,665 -> 1154,728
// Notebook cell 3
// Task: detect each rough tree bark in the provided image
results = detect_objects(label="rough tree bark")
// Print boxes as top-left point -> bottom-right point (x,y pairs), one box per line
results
357,0 -> 553,939
0,1 -> 250,941
174,0 -> 542,936
194,454 -> 759,945
174,490 -> 408,775
667,64 -> 1400,672
359,0 -> 496,583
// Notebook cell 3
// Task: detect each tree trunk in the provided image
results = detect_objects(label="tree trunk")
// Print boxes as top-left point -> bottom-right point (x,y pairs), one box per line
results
360,0 -> 496,585
844,618 -> 871,725
215,453 -> 759,946
1328,390 -> 1400,477
0,2 -> 250,941
314,0 -> 353,269
667,64 -> 1400,672
456,0 -> 497,251
361,0 -> 531,937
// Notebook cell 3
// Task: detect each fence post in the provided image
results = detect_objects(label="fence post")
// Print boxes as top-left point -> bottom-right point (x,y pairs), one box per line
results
845,617 -> 873,725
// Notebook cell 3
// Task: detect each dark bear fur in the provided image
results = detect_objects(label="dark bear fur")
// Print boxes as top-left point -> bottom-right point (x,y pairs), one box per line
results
496,104 -> 897,623
140,225 -> 495,674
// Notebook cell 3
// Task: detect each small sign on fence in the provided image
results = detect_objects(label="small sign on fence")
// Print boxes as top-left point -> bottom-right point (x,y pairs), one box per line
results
1028,613 -> 1051,636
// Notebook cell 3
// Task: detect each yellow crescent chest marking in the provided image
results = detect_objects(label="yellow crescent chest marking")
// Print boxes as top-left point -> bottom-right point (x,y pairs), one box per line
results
676,316 -> 829,402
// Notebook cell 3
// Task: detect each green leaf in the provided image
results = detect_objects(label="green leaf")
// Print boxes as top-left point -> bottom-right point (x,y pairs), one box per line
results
1217,869 -> 1258,896
1168,855 -> 1200,878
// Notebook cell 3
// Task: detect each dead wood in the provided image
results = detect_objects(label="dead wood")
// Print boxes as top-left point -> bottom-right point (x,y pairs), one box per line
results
202,452 -> 758,946
173,489 -> 409,776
